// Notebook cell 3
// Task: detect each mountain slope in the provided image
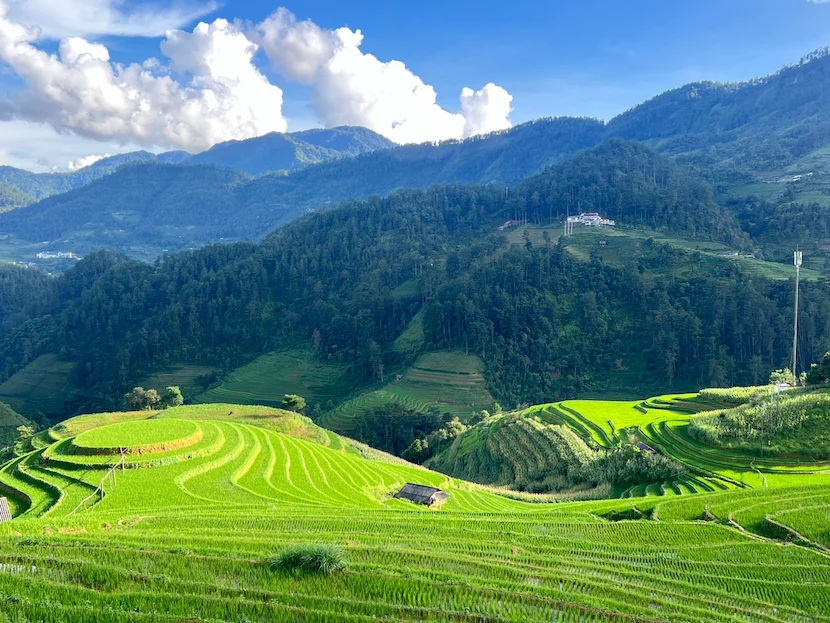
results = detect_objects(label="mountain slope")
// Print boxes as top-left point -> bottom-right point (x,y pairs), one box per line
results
0,164 -> 250,252
0,401 -> 31,446
186,126 -> 394,175
0,127 -> 393,202
0,127 -> 625,257
608,48 -> 830,170
0,154 -> 826,417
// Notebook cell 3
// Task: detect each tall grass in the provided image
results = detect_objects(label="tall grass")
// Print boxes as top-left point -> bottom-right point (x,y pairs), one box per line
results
267,543 -> 348,575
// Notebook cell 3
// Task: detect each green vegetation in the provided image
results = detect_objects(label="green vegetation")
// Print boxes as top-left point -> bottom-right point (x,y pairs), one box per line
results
0,396 -> 827,621
73,420 -> 200,453
0,354 -> 80,422
139,364 -> 218,400
195,350 -> 348,410
0,183 -> 34,212
0,402 -> 32,447
267,543 -> 348,576
689,391 -> 830,458
3,172 -> 830,416
428,412 -> 686,495
320,352 -> 493,432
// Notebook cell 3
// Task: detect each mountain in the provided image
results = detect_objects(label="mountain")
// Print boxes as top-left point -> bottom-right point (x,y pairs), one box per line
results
0,148 -> 825,417
0,401 -> 30,447
0,164 -> 251,256
0,183 -> 34,212
0,126 -> 393,207
6,49 -> 830,262
0,139 -> 742,258
607,48 -> 830,172
187,126 -> 395,175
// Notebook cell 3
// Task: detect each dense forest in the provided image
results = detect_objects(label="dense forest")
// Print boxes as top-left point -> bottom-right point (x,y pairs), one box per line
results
6,47 -> 830,252
2,155 -> 829,414
0,138 -> 748,258
608,48 -> 830,172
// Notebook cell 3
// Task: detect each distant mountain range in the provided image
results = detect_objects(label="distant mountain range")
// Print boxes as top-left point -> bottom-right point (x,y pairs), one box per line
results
0,126 -> 394,209
4,48 -> 830,260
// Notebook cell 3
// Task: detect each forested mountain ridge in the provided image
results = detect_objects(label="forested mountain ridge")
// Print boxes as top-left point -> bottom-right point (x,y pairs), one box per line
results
2,165 -> 828,418
0,126 -> 392,210
185,126 -> 395,175
6,50 -> 830,260
0,138 -> 744,258
509,140 -> 746,244
607,48 -> 830,171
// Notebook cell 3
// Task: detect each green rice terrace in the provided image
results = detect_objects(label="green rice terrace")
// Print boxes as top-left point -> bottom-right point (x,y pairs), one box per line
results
320,351 -> 494,432
1,391 -> 830,621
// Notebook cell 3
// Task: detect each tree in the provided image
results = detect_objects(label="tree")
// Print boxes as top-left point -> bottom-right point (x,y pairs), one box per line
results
161,386 -> 184,409
807,352 -> 830,385
124,387 -> 162,410
769,368 -> 795,385
282,394 -> 307,413
15,425 -> 35,440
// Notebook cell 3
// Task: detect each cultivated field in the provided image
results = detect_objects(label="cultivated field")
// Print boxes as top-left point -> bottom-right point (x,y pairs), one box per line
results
320,351 -> 493,431
0,353 -> 80,419
1,396 -> 830,621
194,350 -> 348,409
138,364 -> 218,400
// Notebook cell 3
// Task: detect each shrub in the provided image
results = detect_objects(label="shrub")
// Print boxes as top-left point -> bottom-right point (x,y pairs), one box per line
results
267,544 -> 347,575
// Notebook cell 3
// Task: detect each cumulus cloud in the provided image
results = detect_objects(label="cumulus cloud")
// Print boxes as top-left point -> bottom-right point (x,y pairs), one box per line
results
67,153 -> 109,171
253,8 -> 513,144
0,3 -> 287,151
4,0 -> 218,39
0,4 -> 513,160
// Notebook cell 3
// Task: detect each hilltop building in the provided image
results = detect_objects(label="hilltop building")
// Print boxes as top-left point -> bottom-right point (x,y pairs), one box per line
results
567,212 -> 615,227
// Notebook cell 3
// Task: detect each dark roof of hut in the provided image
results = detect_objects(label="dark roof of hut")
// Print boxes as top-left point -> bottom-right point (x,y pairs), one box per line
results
394,483 -> 450,505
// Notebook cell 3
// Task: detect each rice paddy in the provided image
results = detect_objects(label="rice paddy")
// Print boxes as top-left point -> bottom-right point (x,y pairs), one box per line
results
0,394 -> 829,621
0,353 -> 81,420
320,351 -> 493,431
194,350 -> 349,409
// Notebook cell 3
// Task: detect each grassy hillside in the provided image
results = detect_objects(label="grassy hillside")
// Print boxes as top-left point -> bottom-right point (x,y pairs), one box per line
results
194,350 -> 348,409
320,351 -> 493,432
0,401 -> 30,447
0,354 -> 80,421
0,399 -> 828,620
509,223 -> 825,282
138,364 -> 219,401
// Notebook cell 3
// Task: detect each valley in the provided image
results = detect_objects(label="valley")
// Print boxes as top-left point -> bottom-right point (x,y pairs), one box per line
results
2,27 -> 830,622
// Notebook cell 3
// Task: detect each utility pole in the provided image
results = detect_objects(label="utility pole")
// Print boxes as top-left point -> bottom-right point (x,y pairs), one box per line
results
792,249 -> 803,379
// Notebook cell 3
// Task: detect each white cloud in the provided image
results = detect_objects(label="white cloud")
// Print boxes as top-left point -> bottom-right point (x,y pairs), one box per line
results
0,4 -> 287,152
0,4 -> 513,165
253,9 -> 513,144
4,0 -> 218,39
67,153 -> 109,171
0,120 -> 143,171
461,84 -> 513,137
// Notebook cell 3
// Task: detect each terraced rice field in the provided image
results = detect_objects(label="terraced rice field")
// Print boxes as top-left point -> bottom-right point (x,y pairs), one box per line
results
1,400 -> 830,621
138,364 -> 218,400
195,350 -> 348,408
527,395 -> 830,497
321,351 -> 493,431
0,353 -> 80,419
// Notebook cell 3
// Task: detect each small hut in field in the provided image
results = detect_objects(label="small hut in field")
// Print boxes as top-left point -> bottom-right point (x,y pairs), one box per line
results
394,483 -> 450,507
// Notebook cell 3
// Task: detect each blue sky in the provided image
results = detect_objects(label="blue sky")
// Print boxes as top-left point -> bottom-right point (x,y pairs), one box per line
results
202,0 -> 830,124
0,0 -> 829,170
